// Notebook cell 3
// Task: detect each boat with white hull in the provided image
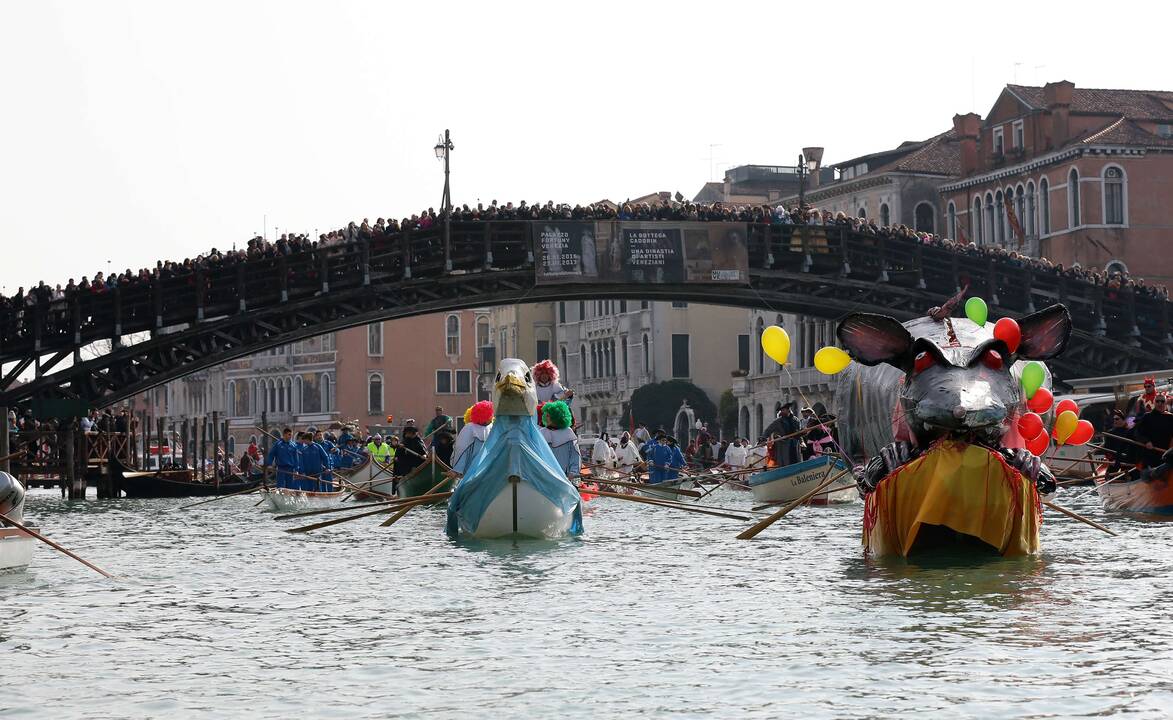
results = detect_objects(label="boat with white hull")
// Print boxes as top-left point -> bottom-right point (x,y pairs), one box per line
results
260,486 -> 347,513
748,455 -> 855,505
0,472 -> 33,573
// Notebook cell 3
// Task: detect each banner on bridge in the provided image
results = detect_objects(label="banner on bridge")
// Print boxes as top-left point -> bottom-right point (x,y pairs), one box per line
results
533,221 -> 748,286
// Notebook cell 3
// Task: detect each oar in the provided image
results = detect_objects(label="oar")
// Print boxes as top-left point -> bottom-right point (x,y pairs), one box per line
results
697,455 -> 769,500
0,513 -> 114,578
576,475 -> 701,497
1069,469 -> 1132,501
287,492 -> 453,533
583,487 -> 751,521
737,467 -> 852,540
174,482 -> 264,511
1101,432 -> 1158,451
379,475 -> 453,528
1042,500 -> 1116,536
1053,451 -> 1094,477
633,496 -> 770,517
275,497 -> 406,521
750,481 -> 857,511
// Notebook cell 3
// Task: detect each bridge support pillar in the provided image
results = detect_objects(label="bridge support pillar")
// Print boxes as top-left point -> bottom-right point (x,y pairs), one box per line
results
65,430 -> 84,500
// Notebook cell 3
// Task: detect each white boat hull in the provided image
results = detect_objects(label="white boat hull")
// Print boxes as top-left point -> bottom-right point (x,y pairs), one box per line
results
0,527 -> 35,573
261,487 -> 346,513
337,461 -> 396,499
749,458 -> 856,506
472,481 -> 574,539
638,479 -> 696,502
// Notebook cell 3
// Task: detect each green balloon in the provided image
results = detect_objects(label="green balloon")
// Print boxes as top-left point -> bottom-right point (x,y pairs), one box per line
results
1021,361 -> 1045,399
965,296 -> 988,327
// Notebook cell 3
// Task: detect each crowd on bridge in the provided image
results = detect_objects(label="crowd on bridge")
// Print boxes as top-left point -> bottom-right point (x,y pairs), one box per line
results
1,198 -> 1167,342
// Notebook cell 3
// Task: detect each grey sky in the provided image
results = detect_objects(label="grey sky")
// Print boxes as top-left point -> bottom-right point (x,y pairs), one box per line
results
1,0 -> 1167,295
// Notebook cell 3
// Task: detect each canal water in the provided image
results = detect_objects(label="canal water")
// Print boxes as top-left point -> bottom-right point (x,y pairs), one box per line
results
3,486 -> 1171,719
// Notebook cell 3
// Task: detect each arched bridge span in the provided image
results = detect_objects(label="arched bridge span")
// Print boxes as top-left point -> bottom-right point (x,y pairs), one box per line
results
2,221 -> 1170,408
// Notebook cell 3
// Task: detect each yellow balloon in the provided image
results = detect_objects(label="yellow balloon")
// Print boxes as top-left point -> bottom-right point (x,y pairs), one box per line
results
1053,410 -> 1079,444
761,325 -> 791,365
814,346 -> 852,375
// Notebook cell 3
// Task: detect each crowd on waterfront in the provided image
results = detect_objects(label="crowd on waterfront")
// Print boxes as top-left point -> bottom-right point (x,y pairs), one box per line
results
1,198 -> 1166,338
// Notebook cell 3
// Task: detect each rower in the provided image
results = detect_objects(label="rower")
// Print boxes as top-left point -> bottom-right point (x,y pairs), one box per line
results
662,436 -> 685,481
312,429 -> 336,491
366,434 -> 393,466
646,430 -> 674,484
539,400 -> 581,479
612,431 -> 641,479
297,431 -> 330,492
394,423 -> 427,480
264,427 -> 300,490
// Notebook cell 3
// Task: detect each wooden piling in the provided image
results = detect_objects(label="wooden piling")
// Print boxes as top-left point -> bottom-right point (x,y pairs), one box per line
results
64,429 -> 82,499
139,411 -> 148,470
181,419 -> 189,469
198,419 -> 206,481
156,417 -> 165,470
211,411 -> 219,485
261,411 -> 269,458
221,418 -> 230,483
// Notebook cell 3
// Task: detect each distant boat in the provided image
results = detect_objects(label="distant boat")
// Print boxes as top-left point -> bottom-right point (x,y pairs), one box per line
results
748,455 -> 855,506
637,477 -> 696,502
118,462 -> 262,498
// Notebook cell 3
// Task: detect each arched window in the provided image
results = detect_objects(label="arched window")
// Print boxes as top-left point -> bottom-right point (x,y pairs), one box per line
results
250,380 -> 258,414
947,202 -> 957,239
445,314 -> 460,356
754,404 -> 764,439
1014,185 -> 1026,242
268,380 -> 277,413
984,193 -> 995,245
621,336 -> 628,374
367,323 -> 382,356
914,202 -> 935,233
277,378 -> 286,412
294,376 -> 303,414
857,206 -> 867,219
499,328 -> 507,358
476,317 -> 490,350
1105,260 -> 1129,275
590,343 -> 598,378
1103,166 -> 1125,225
739,406 -> 750,439
368,373 -> 383,414
1040,177 -> 1051,234
227,436 -> 235,456
994,190 -> 1005,245
1068,168 -> 1081,228
580,344 -> 588,379
1026,181 -> 1036,236
560,346 -> 568,373
321,373 -> 333,412
642,334 -> 650,374
879,203 -> 890,227
227,381 -> 236,416
972,196 -> 982,242
609,339 -> 617,376
755,317 -> 765,373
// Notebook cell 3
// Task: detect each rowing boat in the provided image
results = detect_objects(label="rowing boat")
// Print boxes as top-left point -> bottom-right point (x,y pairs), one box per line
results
637,477 -> 696,502
0,526 -> 35,573
1094,472 -> 1173,515
260,486 -> 347,513
748,455 -> 855,506
863,442 -> 1041,557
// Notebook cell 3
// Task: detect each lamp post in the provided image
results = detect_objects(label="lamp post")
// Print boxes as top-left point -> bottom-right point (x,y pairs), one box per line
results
796,153 -> 807,210
434,129 -> 455,271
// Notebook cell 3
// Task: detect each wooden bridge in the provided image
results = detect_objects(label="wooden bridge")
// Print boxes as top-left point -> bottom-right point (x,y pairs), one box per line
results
1,221 -> 1170,410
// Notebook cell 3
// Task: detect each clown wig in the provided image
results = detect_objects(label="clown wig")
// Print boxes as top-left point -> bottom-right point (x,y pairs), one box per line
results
464,400 -> 494,426
532,359 -> 559,384
541,400 -> 573,430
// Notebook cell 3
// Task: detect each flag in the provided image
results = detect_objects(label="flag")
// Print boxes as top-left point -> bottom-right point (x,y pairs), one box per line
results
1006,201 -> 1026,247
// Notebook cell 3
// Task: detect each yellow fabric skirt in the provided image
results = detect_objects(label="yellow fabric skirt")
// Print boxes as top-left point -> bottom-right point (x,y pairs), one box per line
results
863,442 -> 1042,557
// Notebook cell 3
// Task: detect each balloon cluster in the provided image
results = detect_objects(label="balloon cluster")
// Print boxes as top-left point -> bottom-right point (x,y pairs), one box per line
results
1016,398 -> 1094,456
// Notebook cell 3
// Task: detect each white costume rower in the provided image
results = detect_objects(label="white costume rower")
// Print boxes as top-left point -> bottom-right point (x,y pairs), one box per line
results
451,400 -> 494,476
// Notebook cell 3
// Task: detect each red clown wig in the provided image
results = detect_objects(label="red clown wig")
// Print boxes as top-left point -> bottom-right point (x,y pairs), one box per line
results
464,400 -> 494,426
532,359 -> 559,385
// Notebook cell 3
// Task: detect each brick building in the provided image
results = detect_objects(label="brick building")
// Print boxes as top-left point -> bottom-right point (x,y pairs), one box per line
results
940,81 -> 1173,283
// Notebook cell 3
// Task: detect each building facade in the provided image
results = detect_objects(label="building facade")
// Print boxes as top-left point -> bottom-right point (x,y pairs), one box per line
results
550,299 -> 744,437
940,81 -> 1173,284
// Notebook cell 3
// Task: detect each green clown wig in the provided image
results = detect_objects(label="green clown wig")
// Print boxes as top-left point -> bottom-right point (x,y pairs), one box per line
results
541,400 -> 573,430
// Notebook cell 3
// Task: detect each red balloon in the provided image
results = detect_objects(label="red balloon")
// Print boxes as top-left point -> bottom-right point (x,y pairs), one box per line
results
1027,387 -> 1054,414
1067,419 -> 1095,446
1017,412 -> 1044,440
1026,430 -> 1050,456
994,317 -> 1022,354
1055,399 -> 1079,418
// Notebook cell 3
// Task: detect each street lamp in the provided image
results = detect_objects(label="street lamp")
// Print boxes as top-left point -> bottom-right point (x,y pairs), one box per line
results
434,129 -> 454,271
795,147 -> 823,210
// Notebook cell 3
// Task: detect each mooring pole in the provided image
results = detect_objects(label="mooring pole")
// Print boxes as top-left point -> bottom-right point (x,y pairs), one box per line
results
0,406 -> 9,475
211,411 -> 219,486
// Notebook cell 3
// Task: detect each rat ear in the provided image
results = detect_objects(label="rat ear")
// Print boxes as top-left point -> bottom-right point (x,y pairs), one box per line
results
1017,304 -> 1072,360
837,313 -> 913,369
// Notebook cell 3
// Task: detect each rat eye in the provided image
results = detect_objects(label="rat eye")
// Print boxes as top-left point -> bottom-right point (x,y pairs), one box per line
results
913,351 -> 934,374
525,372 -> 532,383
495,373 -> 501,382
981,349 -> 1004,370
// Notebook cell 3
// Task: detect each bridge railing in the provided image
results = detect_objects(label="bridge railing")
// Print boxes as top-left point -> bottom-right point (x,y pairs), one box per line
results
3,221 -> 1170,368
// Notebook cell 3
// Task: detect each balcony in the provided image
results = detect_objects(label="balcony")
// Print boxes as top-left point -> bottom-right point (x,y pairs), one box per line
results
581,377 -> 617,395
583,316 -> 617,336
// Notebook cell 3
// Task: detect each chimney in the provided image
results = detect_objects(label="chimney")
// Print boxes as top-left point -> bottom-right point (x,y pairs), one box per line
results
1044,80 -> 1074,148
803,146 -> 824,189
953,113 -> 981,176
